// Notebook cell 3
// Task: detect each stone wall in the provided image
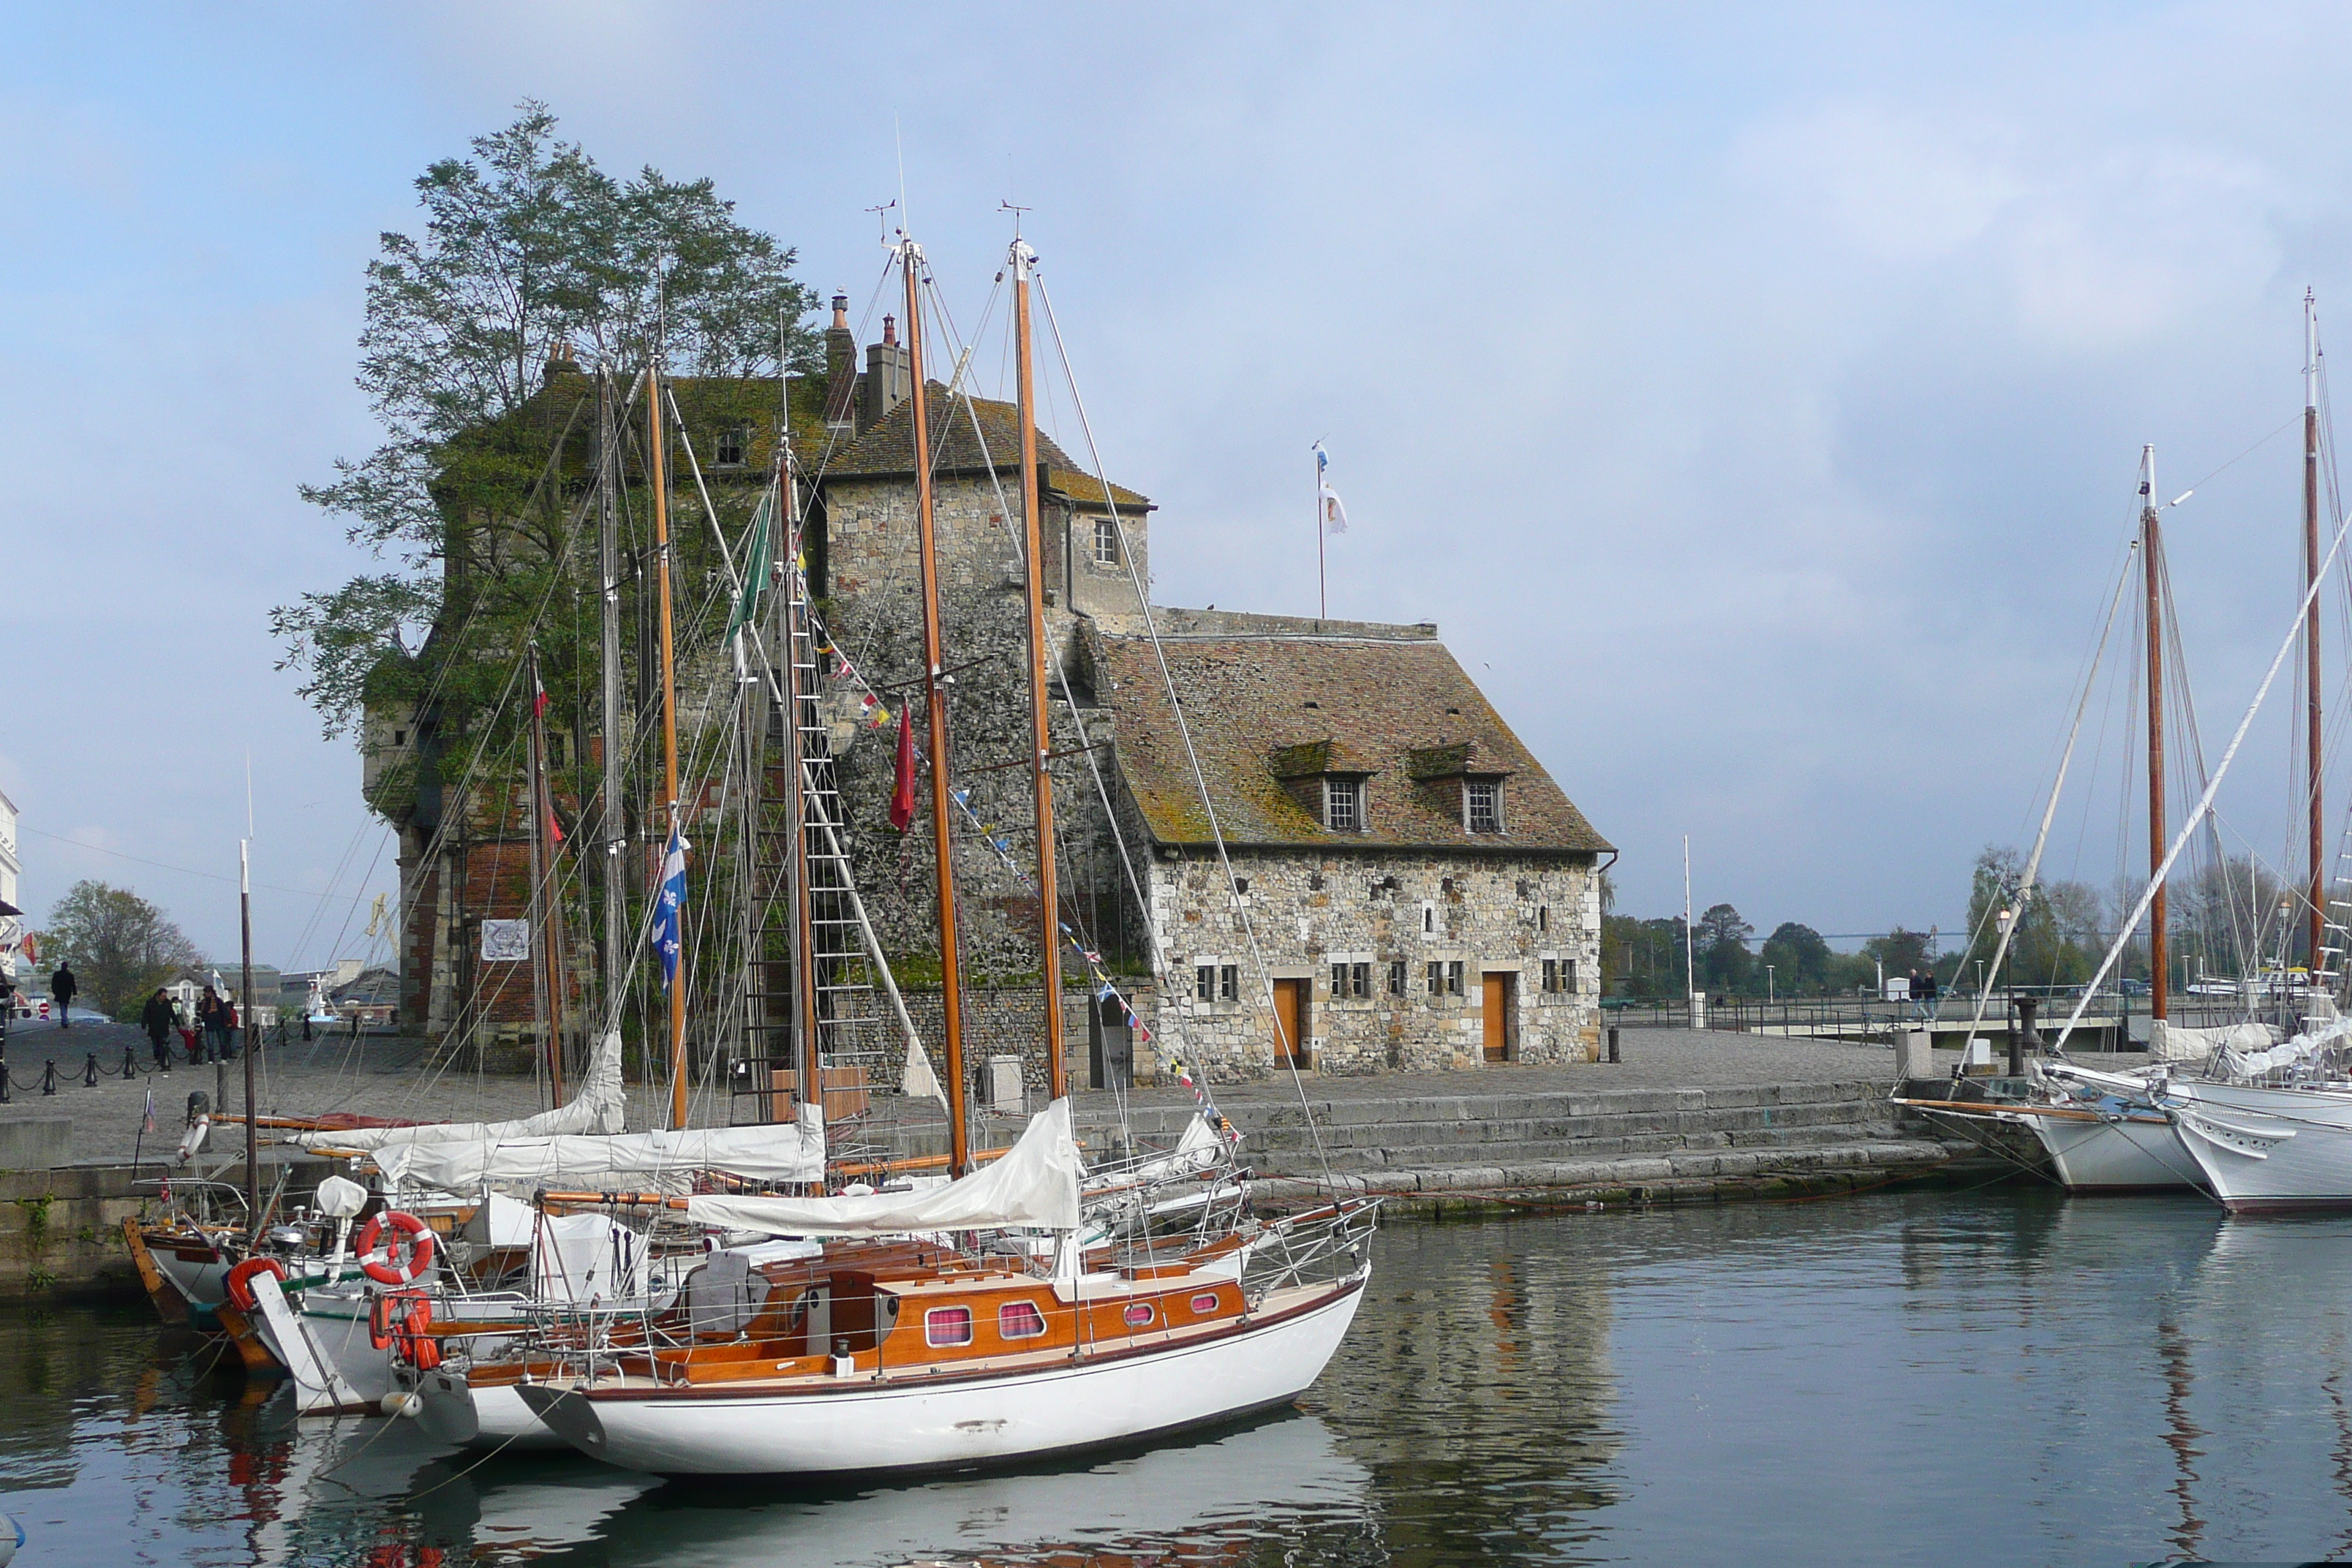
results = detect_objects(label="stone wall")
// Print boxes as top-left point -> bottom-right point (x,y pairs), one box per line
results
1145,848 -> 1602,1079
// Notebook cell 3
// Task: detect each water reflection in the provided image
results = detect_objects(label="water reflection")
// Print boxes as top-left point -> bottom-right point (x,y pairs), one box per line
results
22,1196 -> 2352,1564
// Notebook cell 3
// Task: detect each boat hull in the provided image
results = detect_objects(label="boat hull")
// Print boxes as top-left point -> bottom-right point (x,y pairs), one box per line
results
522,1273 -> 1368,1478
2010,1111 -> 2199,1192
2167,1079 -> 2352,1211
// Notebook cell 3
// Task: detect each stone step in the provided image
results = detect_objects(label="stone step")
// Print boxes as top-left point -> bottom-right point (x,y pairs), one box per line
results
1234,1098 -> 1888,1152
1250,1139 -> 1955,1199
1245,1123 -> 1902,1175
1079,1079 -> 1892,1139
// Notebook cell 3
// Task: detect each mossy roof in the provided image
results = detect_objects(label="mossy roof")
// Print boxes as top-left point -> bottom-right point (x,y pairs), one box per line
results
1089,625 -> 1610,855
816,382 -> 1152,508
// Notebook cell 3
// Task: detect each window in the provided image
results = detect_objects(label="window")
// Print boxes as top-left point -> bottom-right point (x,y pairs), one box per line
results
1430,960 -> 1463,996
391,729 -> 407,747
1324,777 -> 1362,832
1563,958 -> 1578,993
1191,1291 -> 1221,1314
1220,965 -> 1240,1003
1545,959 -> 1572,994
1123,1301 -> 1155,1327
926,1306 -> 973,1347
1331,963 -> 1349,1000
1333,962 -> 1369,999
1000,1300 -> 1047,1339
1538,905 -> 1549,932
1422,904 -> 1436,935
1427,961 -> 1444,996
1093,517 -> 1119,565
1466,780 -> 1504,834
716,425 -> 747,466
1233,878 -> 1250,897
1196,965 -> 1216,1003
1387,960 -> 1407,996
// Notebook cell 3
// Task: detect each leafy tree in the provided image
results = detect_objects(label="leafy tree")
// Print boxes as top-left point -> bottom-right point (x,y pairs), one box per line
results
1863,926 -> 1934,981
1758,921 -> 1832,995
1602,913 -> 1686,999
39,881 -> 202,1018
1694,902 -> 1753,992
273,102 -> 820,743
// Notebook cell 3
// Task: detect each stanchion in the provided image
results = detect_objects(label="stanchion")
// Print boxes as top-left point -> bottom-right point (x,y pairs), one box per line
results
42,1060 -> 57,1096
121,1047 -> 137,1079
1607,1025 -> 1621,1064
83,1053 -> 98,1087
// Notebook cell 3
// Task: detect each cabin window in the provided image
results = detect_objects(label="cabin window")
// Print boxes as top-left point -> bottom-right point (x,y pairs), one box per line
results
925,1306 -> 973,1347
1196,965 -> 1215,1003
1324,777 -> 1362,832
1220,965 -> 1240,1003
717,425 -> 747,466
1093,517 -> 1119,565
1000,1300 -> 1047,1339
1387,960 -> 1407,997
1123,1302 -> 1155,1327
1465,780 -> 1504,834
1191,1292 -> 1221,1314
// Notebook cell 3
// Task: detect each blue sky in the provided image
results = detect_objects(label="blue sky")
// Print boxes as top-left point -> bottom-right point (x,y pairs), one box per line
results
5,2 -> 2351,964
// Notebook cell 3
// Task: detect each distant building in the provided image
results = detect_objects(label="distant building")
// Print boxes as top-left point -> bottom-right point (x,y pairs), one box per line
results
0,788 -> 20,985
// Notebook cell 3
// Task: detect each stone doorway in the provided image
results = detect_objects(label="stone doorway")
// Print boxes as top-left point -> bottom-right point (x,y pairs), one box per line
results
1272,977 -> 1311,1070
1482,970 -> 1515,1063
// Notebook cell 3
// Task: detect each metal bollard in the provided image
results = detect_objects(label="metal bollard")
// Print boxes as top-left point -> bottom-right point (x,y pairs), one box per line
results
83,1053 -> 98,1087
1607,1025 -> 1621,1063
121,1047 -> 137,1079
42,1060 -> 57,1096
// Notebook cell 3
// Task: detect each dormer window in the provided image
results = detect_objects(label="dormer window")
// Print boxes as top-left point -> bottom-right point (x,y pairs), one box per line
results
1093,517 -> 1119,565
716,426 -> 747,466
1324,777 -> 1363,832
1465,779 -> 1504,834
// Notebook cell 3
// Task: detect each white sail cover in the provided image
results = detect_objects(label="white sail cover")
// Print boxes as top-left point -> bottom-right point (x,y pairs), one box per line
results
684,1097 -> 1084,1237
376,1108 -> 827,1195
293,1030 -> 628,1153
2150,1020 -> 2283,1065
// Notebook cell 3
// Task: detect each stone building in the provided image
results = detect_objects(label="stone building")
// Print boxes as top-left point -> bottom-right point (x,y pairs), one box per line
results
371,302 -> 1610,1083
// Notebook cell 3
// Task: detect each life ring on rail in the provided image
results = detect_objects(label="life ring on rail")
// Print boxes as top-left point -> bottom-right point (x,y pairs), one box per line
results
355,1210 -> 436,1286
369,1289 -> 441,1371
224,1256 -> 287,1313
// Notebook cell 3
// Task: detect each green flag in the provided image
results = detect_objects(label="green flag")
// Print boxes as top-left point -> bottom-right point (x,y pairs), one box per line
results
725,489 -> 774,641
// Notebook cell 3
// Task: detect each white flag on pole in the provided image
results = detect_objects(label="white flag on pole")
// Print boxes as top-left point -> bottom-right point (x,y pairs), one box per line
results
1312,441 -> 1348,535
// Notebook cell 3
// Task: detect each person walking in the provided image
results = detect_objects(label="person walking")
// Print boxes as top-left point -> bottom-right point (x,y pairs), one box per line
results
198,987 -> 236,1064
50,962 -> 77,1028
140,987 -> 176,1073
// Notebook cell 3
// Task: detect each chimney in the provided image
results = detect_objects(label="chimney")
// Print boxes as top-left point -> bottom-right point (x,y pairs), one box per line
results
543,339 -> 581,386
821,292 -> 856,429
859,314 -> 911,435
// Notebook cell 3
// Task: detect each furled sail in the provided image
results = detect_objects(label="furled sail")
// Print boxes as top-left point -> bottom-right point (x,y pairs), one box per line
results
377,1106 -> 827,1194
683,1098 -> 1083,1237
293,1030 -> 627,1153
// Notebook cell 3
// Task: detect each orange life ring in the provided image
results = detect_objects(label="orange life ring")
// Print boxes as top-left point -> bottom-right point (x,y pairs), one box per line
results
355,1210 -> 436,1286
224,1255 -> 287,1313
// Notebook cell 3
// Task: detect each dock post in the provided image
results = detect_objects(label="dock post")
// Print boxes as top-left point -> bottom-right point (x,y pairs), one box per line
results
1607,1025 -> 1621,1064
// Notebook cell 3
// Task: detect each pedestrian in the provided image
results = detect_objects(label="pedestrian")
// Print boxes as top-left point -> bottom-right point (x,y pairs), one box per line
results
198,986 -> 237,1064
1918,968 -> 1940,1006
50,962 -> 77,1028
140,987 -> 176,1073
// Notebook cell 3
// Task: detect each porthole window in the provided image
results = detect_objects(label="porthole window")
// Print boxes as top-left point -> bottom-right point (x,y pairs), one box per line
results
926,1306 -> 973,1346
1123,1302 -> 1155,1327
1000,1300 -> 1047,1339
1190,1292 -> 1221,1314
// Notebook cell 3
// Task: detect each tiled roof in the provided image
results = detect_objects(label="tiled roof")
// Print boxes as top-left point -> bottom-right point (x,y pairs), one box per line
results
815,382 -> 1152,508
1088,622 -> 1610,855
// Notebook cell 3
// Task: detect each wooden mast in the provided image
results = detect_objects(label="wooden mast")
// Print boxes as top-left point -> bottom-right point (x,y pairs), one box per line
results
525,642 -> 568,1104
781,408 -> 822,1119
902,236 -> 972,1175
597,376 -> 627,1033
2144,445 -> 2168,1022
2307,289 -> 2326,992
649,360 -> 690,1130
1011,236 -> 1068,1102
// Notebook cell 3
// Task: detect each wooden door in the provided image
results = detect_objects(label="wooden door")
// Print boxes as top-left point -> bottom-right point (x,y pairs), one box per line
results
1482,971 -> 1513,1063
1272,978 -> 1309,1069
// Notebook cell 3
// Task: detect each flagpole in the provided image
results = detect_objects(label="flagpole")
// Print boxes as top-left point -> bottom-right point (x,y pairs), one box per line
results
1316,448 -> 1327,622
649,353 -> 688,1131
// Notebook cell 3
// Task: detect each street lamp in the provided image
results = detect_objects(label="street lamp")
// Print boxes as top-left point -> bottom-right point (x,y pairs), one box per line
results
1766,965 -> 1776,1003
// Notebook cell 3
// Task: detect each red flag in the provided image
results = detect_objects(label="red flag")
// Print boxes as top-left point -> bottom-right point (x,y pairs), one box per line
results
532,675 -> 551,719
546,807 -> 565,846
889,712 -> 918,832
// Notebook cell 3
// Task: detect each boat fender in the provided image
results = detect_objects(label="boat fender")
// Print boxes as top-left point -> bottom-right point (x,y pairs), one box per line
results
355,1210 -> 436,1286
224,1255 -> 288,1313
380,1392 -> 423,1419
0,1507 -> 21,1567
369,1289 -> 442,1370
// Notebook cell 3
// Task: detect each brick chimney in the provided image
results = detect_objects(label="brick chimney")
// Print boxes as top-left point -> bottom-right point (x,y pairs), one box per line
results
821,293 -> 857,429
860,314 -> 911,435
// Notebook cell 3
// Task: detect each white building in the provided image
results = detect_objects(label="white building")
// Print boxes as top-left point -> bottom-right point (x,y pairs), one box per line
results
0,788 -> 20,984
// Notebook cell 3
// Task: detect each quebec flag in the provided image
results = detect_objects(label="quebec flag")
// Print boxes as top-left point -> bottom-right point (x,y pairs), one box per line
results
652,829 -> 690,990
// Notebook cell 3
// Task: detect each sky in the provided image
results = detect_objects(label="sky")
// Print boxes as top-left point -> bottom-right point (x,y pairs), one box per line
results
6,1 -> 2352,966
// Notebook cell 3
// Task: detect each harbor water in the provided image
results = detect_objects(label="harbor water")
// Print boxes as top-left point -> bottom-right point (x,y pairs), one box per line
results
4,1188 -> 2349,1564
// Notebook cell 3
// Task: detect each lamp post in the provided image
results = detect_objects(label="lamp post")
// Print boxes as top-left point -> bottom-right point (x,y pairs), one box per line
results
1976,960 -> 1986,997
1766,965 -> 1776,1003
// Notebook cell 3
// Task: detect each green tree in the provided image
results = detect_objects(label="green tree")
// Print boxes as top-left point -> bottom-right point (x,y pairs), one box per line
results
272,101 -> 818,742
39,881 -> 202,1019
1863,926 -> 1934,980
1695,902 -> 1753,993
1758,921 -> 1832,995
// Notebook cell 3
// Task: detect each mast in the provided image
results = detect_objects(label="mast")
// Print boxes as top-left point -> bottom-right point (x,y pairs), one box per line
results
598,375 -> 626,1031
649,360 -> 689,1130
902,237 -> 972,1175
782,414 -> 822,1117
525,643 -> 568,1104
240,840 -> 257,1229
1011,236 -> 1067,1102
2144,445 -> 2168,1022
2307,290 -> 2326,993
